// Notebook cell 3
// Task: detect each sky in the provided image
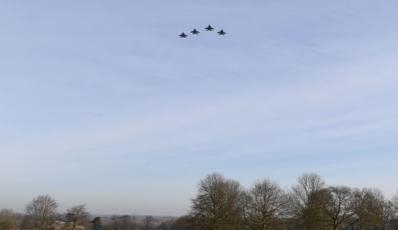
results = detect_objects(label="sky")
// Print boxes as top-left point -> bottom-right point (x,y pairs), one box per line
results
1,0 -> 398,216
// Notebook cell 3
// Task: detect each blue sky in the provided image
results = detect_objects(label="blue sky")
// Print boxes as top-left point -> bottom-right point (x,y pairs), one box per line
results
1,0 -> 398,215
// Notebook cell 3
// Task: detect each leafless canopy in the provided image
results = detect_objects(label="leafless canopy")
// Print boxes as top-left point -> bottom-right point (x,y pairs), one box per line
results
25,194 -> 58,230
191,173 -> 246,230
244,179 -> 289,230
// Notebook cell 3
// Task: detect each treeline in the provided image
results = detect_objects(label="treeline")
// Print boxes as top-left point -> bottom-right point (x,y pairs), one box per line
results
1,172 -> 398,230
0,196 -> 164,230
174,173 -> 398,230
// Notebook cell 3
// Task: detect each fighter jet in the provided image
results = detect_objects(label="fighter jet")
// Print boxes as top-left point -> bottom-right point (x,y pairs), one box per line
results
205,25 -> 214,31
179,32 -> 188,38
218,29 -> 226,35
191,29 -> 200,35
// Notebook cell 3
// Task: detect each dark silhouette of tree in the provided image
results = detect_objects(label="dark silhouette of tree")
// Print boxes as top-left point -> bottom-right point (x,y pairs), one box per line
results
65,204 -> 90,229
92,217 -> 102,230
0,209 -> 17,230
320,186 -> 355,230
25,194 -> 58,230
244,179 -> 289,230
351,188 -> 389,229
191,173 -> 246,230
290,173 -> 328,230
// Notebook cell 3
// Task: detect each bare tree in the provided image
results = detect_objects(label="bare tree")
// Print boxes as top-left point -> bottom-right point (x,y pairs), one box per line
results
244,179 -> 289,230
351,188 -> 387,229
65,205 -> 90,229
290,173 -> 327,230
292,173 -> 325,207
393,192 -> 398,209
191,173 -> 246,230
25,194 -> 58,230
0,209 -> 17,230
388,192 -> 398,229
320,186 -> 355,230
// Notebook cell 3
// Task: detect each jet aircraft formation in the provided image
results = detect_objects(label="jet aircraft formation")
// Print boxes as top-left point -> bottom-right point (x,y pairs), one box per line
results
179,25 -> 226,38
